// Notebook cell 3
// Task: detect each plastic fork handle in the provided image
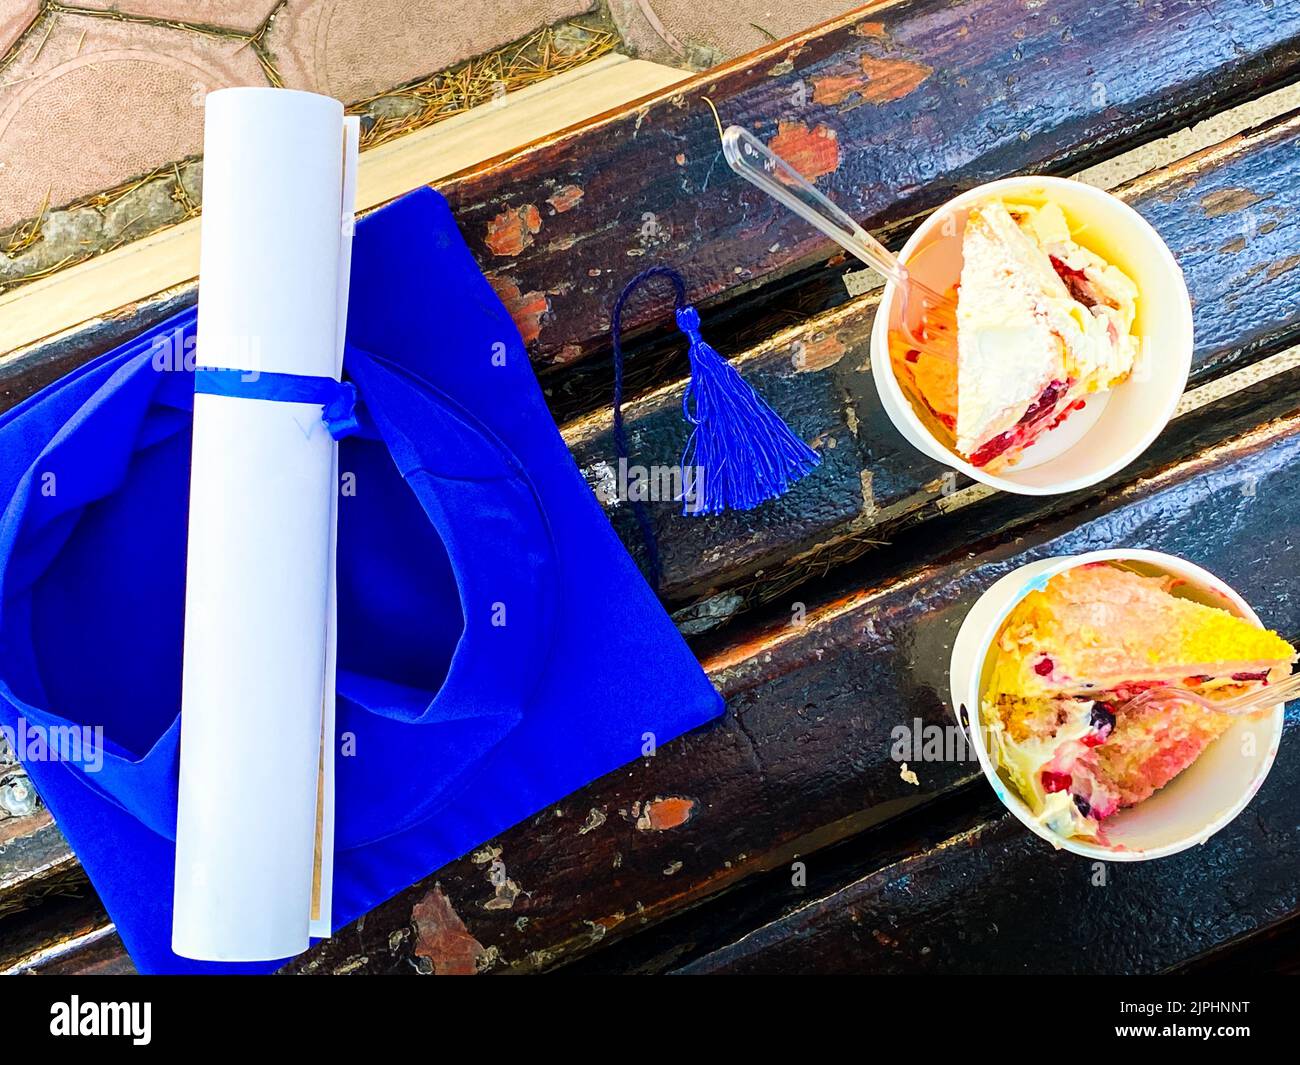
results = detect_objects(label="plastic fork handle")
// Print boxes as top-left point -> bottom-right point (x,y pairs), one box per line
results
721,126 -> 908,287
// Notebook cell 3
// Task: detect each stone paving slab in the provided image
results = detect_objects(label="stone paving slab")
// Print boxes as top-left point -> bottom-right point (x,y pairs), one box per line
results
609,0 -> 851,68
0,0 -> 860,271
0,0 -> 604,235
0,13 -> 269,230
264,0 -> 597,102
0,3 -> 42,60
73,1 -> 280,34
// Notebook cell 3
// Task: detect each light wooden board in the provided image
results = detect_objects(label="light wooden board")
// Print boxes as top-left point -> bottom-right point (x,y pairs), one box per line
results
0,55 -> 688,361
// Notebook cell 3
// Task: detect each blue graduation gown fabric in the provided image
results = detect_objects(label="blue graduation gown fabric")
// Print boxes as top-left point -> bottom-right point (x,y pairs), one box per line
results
0,188 -> 723,974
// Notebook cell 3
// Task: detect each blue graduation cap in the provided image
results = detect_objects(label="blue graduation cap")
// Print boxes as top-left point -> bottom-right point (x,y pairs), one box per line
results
0,188 -> 723,974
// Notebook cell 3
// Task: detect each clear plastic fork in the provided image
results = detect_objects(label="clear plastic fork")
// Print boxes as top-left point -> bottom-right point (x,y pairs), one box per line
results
721,124 -> 956,362
1109,668 -> 1300,718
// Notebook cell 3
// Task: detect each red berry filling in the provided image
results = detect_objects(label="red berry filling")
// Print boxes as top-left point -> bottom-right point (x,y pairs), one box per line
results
1019,379 -> 1068,425
1042,771 -> 1072,793
1088,704 -> 1116,734
1049,255 -> 1099,308
968,379 -> 1073,468
1034,656 -> 1055,676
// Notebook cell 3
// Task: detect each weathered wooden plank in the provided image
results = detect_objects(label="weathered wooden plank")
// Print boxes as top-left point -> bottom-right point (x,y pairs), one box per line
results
16,927 -> 132,976
4,0 -> 1300,414
11,346 -> 1300,978
268,362 -> 1300,975
567,108 -> 1300,610
674,696 -> 1300,975
6,196 -> 1300,978
0,291 -> 196,414
4,0 -> 1300,975
1178,912 -> 1300,975
0,896 -> 127,976
443,0 -> 1300,367
0,57 -> 692,361
0,809 -> 80,917
557,785 -> 1006,974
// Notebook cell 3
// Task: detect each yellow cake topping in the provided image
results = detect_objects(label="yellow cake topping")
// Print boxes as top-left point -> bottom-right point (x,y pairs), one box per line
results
987,563 -> 1294,698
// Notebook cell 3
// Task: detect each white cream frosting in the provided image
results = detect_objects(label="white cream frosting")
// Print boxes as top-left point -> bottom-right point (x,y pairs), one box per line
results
985,697 -> 1101,841
955,200 -> 1138,459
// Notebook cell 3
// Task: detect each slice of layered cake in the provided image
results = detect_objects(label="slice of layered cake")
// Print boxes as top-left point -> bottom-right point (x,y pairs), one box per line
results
891,198 -> 1140,471
980,562 -> 1295,841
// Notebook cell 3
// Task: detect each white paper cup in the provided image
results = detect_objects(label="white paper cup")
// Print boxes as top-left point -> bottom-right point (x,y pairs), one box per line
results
872,176 -> 1193,495
949,549 -> 1285,860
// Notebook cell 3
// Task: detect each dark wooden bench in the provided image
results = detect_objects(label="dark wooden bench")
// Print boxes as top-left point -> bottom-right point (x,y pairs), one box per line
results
3,0 -> 1300,974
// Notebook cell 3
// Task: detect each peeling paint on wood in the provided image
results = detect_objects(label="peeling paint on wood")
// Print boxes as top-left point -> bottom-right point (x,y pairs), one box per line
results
637,796 -> 697,831
487,275 -> 549,345
767,120 -> 840,180
1266,254 -> 1300,281
793,331 -> 847,372
437,0 -> 1300,366
483,387 -> 1300,973
857,55 -> 933,104
680,697 -> 1300,974
560,109 -> 1300,608
485,204 -> 542,257
1199,186 -> 1264,217
546,185 -> 584,214
10,368 -> 1300,975
812,73 -> 864,106
7,0 -> 1300,983
411,887 -> 487,976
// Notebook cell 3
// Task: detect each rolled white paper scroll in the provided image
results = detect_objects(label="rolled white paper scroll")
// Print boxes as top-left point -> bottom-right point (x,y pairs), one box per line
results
173,88 -> 358,962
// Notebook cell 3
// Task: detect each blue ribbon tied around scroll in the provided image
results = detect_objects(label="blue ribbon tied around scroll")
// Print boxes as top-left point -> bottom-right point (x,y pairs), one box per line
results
194,368 -> 360,439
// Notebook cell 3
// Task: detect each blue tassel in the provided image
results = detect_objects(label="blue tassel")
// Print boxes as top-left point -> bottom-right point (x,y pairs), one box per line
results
611,265 -> 822,588
675,305 -> 821,515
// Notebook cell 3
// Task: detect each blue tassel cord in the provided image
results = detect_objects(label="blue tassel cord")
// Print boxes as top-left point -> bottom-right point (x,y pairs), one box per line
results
675,305 -> 820,515
611,265 -> 822,586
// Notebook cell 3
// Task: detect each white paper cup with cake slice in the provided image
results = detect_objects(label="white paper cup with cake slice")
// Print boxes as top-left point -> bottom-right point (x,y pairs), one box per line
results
949,549 -> 1291,860
871,175 -> 1192,495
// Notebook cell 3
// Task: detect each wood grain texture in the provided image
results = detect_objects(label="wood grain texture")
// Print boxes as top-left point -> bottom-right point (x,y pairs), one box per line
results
0,809 -> 79,914
6,113 -> 1300,977
5,1 -> 1300,395
4,1 -> 1300,979
0,291 -> 196,414
568,109 -> 1300,609
677,705 -> 1300,974
0,897 -> 125,976
268,364 -> 1300,975
10,312 -> 1300,977
442,0 -> 1300,366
